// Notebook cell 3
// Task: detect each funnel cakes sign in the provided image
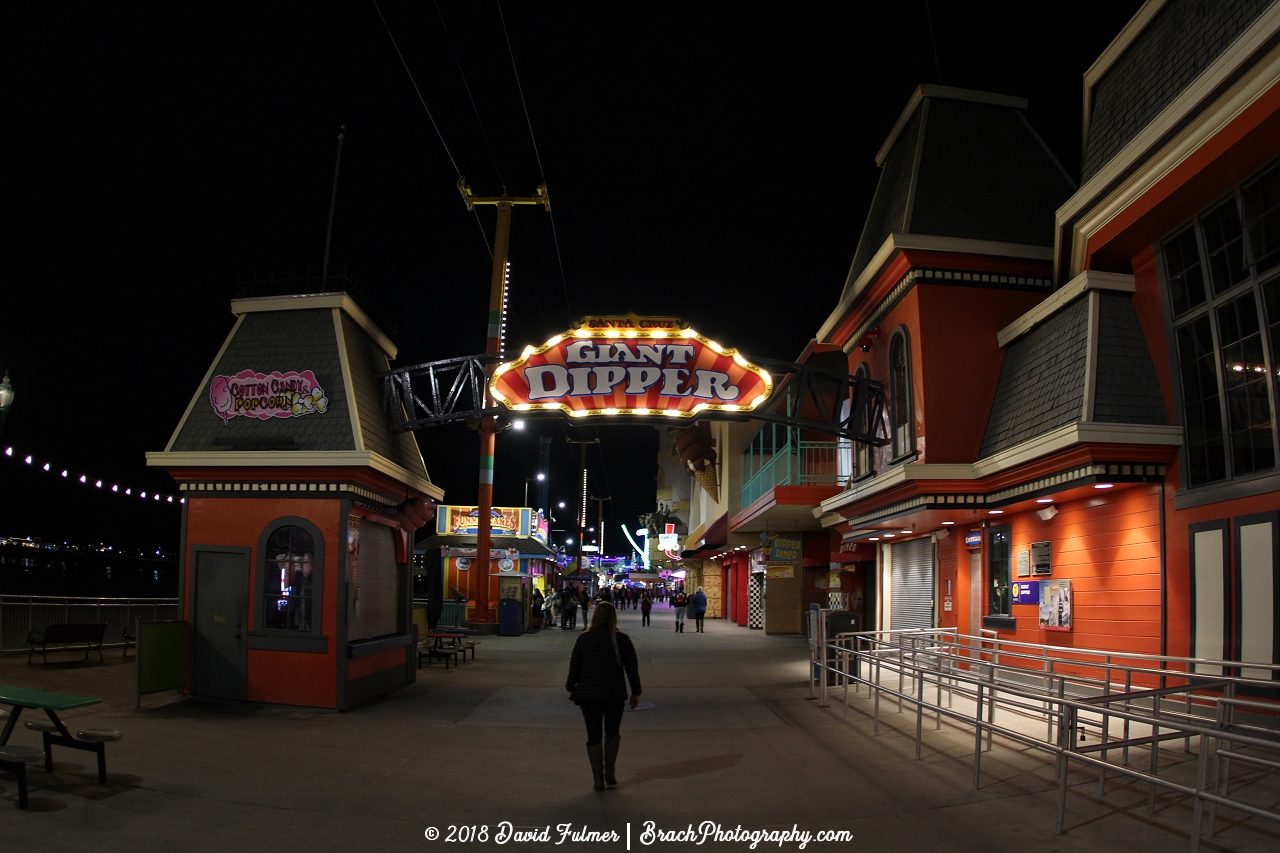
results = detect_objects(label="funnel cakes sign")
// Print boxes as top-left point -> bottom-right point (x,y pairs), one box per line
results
209,369 -> 329,423
489,314 -> 772,419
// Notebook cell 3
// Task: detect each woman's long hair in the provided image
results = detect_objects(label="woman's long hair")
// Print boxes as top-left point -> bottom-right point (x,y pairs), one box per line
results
589,601 -> 622,666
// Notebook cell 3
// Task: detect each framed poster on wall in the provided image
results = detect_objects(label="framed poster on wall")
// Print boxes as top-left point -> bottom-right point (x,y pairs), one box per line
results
1039,579 -> 1072,631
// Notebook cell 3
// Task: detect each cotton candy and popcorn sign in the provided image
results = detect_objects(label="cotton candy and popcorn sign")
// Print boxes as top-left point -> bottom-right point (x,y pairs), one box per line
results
209,369 -> 329,423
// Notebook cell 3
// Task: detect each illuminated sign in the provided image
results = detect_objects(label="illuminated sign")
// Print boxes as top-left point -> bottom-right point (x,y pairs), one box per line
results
658,522 -> 680,553
209,369 -> 328,423
442,506 -> 522,536
489,314 -> 772,420
766,536 -> 801,563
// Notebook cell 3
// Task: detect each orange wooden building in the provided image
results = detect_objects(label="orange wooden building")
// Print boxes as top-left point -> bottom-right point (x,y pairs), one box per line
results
802,3 -> 1280,687
148,288 -> 443,709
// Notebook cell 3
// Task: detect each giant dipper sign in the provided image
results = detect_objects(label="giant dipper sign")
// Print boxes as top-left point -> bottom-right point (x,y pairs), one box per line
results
489,314 -> 773,419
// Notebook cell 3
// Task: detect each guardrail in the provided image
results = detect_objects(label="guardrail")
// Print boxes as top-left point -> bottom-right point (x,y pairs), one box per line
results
741,438 -> 849,506
411,599 -> 467,629
809,621 -> 1280,852
1,595 -> 180,654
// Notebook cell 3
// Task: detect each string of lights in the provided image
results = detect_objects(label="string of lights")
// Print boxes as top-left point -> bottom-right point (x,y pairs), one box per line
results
3,446 -> 184,505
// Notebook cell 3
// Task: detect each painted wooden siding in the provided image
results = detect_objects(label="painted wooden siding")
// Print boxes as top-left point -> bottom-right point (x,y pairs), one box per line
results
1004,484 -> 1164,677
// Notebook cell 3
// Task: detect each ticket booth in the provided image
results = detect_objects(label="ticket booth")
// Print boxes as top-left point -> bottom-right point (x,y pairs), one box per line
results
420,506 -> 557,634
147,289 -> 444,710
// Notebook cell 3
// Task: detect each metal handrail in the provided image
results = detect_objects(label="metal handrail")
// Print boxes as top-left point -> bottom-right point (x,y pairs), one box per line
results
809,622 -> 1280,852
0,594 -> 179,654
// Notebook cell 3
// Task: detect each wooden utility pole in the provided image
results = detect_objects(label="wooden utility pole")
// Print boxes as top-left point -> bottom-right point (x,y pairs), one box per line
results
565,437 -> 599,580
459,178 -> 549,622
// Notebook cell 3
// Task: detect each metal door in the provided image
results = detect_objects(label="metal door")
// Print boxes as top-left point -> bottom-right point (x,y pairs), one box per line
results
890,538 -> 934,631
192,548 -> 248,701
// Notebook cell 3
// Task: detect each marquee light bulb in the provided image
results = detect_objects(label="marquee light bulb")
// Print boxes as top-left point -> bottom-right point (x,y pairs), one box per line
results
79,475 -> 86,483
574,329 -> 591,338
25,455 -> 32,464
3,447 -> 10,456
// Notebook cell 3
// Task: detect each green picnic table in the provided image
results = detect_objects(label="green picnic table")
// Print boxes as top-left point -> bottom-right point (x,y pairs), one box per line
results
0,685 -> 118,808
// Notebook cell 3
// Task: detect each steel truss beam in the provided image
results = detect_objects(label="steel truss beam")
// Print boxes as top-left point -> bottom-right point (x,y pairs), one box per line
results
380,353 -> 888,445
379,354 -> 505,432
748,357 -> 888,446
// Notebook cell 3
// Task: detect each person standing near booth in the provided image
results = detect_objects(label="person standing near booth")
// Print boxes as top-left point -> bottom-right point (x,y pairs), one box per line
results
566,602 -> 642,792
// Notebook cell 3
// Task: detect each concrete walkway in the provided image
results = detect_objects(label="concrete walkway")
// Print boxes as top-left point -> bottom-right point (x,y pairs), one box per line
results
0,606 -> 1273,852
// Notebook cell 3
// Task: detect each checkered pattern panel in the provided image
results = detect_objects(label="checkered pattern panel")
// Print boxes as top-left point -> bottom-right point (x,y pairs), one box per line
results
748,573 -> 764,629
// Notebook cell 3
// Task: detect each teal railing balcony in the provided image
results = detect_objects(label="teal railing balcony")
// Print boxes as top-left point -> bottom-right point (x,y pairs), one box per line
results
741,426 -> 851,508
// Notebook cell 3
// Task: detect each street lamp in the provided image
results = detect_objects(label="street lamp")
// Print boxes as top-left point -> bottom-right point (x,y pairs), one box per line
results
523,472 -> 545,508
0,373 -> 13,437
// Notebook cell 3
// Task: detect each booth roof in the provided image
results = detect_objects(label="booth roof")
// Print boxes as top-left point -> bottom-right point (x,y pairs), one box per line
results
417,533 -> 557,558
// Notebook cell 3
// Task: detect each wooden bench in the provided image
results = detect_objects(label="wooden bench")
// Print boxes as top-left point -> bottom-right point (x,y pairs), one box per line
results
27,623 -> 108,664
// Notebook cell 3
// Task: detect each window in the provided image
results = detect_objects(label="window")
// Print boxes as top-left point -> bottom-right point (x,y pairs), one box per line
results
1161,160 -> 1280,489
853,363 -> 873,480
253,516 -> 325,649
988,527 -> 1011,617
888,330 -> 912,459
263,525 -> 315,631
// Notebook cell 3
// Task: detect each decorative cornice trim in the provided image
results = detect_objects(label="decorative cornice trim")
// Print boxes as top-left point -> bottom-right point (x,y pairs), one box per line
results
996,270 -> 1134,348
821,234 -> 1054,343
146,450 -> 443,500
818,422 -> 1183,515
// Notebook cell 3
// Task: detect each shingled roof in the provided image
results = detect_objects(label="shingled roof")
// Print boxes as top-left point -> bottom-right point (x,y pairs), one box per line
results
1082,0 -> 1272,182
161,294 -> 432,489
980,284 -> 1169,459
840,86 -> 1075,303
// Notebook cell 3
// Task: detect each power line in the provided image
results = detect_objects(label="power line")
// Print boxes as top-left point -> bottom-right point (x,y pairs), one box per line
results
433,0 -> 506,191
495,0 -> 573,322
370,0 -> 491,258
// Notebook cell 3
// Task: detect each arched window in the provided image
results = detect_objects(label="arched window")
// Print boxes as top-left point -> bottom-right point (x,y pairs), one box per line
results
889,329 -> 913,459
252,517 -> 326,650
853,363 -> 873,479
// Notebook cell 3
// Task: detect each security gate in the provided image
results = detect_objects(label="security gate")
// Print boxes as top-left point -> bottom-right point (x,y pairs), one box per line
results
890,538 -> 934,631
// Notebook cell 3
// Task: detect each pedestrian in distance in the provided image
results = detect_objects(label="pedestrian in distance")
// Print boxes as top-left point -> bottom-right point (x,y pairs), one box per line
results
563,588 -> 579,630
689,586 -> 707,632
640,594 -> 652,626
566,601 -> 642,792
672,590 -> 688,632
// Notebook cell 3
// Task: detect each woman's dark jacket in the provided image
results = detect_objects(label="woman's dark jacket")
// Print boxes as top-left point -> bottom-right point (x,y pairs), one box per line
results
566,628 -> 641,703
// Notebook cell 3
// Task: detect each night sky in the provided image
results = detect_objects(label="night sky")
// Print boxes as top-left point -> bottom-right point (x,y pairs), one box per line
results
3,2 -> 1143,555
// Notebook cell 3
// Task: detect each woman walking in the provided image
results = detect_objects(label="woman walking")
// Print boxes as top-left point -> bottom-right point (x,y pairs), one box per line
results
672,589 -> 688,632
566,602 -> 642,791
640,594 -> 652,626
689,586 -> 707,632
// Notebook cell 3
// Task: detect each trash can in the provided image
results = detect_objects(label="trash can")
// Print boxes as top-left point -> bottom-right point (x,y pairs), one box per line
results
819,610 -> 862,685
498,598 -> 522,636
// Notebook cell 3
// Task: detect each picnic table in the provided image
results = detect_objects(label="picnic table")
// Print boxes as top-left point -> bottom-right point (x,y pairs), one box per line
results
0,685 -> 120,807
417,632 -> 477,669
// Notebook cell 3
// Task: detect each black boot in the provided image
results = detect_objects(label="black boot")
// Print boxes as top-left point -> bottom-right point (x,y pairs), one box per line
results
586,743 -> 605,792
604,735 -> 620,788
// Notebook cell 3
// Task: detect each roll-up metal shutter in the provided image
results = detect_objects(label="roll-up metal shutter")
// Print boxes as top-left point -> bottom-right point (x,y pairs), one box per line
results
891,538 -> 934,631
351,522 -> 398,640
